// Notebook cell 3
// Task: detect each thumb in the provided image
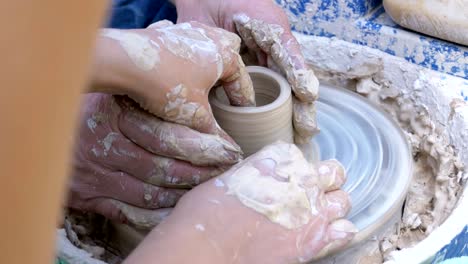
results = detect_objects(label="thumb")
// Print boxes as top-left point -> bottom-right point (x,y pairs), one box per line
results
195,22 -> 256,107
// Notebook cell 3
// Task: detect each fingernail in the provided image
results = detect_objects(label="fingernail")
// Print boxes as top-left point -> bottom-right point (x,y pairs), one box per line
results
219,138 -> 243,162
293,69 -> 319,101
233,13 -> 250,24
212,124 -> 242,151
318,160 -> 346,191
219,136 -> 241,152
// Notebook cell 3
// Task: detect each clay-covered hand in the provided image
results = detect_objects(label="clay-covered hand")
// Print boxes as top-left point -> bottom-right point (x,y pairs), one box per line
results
68,93 -> 242,228
126,142 -> 357,263
92,20 -> 255,138
175,0 -> 320,143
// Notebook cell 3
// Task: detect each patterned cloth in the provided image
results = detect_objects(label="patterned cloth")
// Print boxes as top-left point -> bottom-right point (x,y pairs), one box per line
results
432,226 -> 468,263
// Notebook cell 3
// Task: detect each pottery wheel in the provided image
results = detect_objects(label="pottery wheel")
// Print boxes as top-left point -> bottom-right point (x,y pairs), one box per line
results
107,81 -> 414,259
312,84 -> 412,235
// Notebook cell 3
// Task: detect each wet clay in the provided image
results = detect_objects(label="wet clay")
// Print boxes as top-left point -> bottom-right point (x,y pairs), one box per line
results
356,77 -> 463,253
210,66 -> 294,156
101,29 -> 159,71
295,35 -> 466,263
58,33 -> 466,264
233,13 -> 320,141
162,84 -> 211,130
222,143 -> 314,229
57,229 -> 107,264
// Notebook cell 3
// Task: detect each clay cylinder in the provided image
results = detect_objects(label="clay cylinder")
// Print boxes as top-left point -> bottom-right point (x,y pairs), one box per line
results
209,66 -> 294,156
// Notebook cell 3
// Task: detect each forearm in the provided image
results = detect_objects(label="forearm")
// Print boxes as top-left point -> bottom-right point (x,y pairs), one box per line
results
124,210 -> 227,263
124,182 -> 244,264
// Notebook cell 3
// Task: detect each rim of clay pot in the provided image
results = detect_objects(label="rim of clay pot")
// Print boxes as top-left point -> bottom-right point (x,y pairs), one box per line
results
209,66 -> 291,114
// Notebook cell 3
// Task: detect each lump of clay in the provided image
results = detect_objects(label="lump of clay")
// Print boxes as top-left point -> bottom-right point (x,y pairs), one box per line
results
383,0 -> 468,46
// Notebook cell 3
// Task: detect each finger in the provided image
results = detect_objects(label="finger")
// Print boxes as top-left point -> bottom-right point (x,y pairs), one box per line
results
266,55 -> 282,74
324,190 -> 351,221
240,49 -> 259,66
314,219 -> 357,259
132,22 -> 237,136
305,186 -> 328,217
220,53 -> 256,106
299,219 -> 356,261
293,98 -> 319,144
96,170 -> 186,209
315,159 -> 347,192
246,141 -> 303,166
158,84 -> 219,134
256,51 -> 268,66
233,14 -> 319,102
86,198 -> 172,228
118,102 -> 243,166
120,95 -> 242,158
273,31 -> 319,102
233,16 -> 262,53
125,155 -> 225,188
124,95 -> 240,150
186,21 -> 255,106
93,130 -> 225,187
234,15 -> 268,67
207,26 -> 255,107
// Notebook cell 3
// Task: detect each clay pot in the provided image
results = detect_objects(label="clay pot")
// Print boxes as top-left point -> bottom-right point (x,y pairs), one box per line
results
209,66 -> 294,156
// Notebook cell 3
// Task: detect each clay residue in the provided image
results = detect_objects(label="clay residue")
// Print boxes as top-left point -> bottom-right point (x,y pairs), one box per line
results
163,84 -> 208,128
233,12 -> 320,100
278,0 -> 468,78
57,229 -> 107,264
57,210 -> 124,264
60,33 -> 466,263
112,200 -> 172,229
222,143 -> 315,229
101,29 -> 160,71
123,101 -> 242,166
152,21 -> 220,70
233,13 -> 320,140
355,77 -> 464,255
295,35 -> 466,262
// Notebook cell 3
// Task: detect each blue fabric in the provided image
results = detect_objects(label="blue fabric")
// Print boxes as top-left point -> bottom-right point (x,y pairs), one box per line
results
432,226 -> 468,263
107,0 -> 177,29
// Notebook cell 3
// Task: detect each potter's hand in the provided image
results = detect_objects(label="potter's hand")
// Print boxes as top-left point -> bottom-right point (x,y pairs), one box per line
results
126,142 -> 356,263
92,21 -> 254,138
175,0 -> 320,143
68,94 -> 242,227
